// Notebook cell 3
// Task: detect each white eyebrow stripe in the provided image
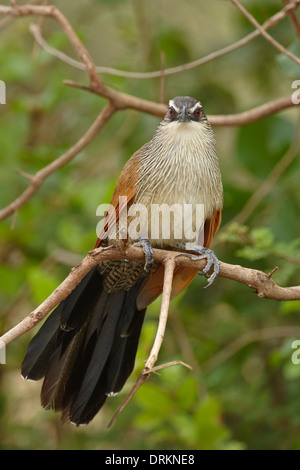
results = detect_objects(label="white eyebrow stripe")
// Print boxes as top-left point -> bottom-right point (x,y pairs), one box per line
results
168,99 -> 180,112
168,99 -> 202,113
189,102 -> 202,113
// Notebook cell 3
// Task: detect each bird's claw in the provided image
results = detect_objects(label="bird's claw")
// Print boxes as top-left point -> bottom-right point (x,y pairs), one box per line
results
132,236 -> 154,272
175,242 -> 220,287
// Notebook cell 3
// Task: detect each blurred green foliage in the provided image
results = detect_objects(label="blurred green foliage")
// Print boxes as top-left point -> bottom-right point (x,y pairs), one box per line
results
0,0 -> 300,450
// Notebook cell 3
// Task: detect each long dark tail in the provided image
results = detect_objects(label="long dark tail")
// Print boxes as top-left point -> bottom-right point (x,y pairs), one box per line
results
21,267 -> 146,425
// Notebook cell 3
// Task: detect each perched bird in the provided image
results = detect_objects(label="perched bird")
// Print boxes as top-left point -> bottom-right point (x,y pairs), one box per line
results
21,96 -> 223,425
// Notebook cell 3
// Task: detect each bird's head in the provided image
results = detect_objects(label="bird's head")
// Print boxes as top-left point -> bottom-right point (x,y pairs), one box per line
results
164,96 -> 205,124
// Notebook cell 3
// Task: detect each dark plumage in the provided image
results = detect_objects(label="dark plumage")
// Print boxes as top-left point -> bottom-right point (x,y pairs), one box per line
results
22,267 -> 146,425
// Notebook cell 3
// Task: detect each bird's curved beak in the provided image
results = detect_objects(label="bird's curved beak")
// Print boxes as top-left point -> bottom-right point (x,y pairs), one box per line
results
181,106 -> 187,122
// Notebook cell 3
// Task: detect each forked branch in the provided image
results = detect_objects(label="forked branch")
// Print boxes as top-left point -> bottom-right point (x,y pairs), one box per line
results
0,244 -> 299,423
1,245 -> 299,348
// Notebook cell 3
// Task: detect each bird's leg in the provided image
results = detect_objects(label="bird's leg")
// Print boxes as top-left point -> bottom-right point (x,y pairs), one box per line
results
174,242 -> 220,287
132,236 -> 154,272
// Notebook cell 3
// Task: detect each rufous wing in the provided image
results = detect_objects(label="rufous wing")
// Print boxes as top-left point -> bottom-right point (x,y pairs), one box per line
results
94,152 -> 141,248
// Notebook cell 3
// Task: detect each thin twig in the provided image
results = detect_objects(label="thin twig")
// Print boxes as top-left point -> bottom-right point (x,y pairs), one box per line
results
145,360 -> 193,374
107,361 -> 192,428
202,325 -> 300,372
29,1 -> 300,79
230,0 -> 300,65
107,373 -> 149,428
159,51 -> 166,104
267,266 -> 279,278
282,0 -> 300,38
169,310 -> 203,375
0,0 -> 46,30
5,4 -> 298,124
0,4 -> 104,88
143,256 -> 176,371
108,255 -> 176,427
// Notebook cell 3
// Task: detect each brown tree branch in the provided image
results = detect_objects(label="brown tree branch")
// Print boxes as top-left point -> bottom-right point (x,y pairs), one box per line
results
65,80 -> 300,125
0,2 -> 299,224
1,245 -> 300,347
282,0 -> 300,38
1,243 -> 299,425
208,96 -> 298,126
0,104 -> 116,221
0,3 -> 104,89
0,242 -> 300,427
1,243 -> 299,424
0,94 -> 297,223
1,2 -> 299,125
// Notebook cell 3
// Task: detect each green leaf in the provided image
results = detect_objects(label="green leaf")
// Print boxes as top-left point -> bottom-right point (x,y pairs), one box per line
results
27,267 -> 59,304
276,40 -> 300,78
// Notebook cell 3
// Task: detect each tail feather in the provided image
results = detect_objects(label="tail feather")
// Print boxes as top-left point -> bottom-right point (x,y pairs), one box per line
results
68,282 -> 146,424
21,307 -> 61,381
67,308 -> 146,425
67,292 -> 127,420
104,285 -> 147,393
40,325 -> 86,411
106,307 -> 146,393
21,266 -> 147,425
21,267 -> 102,381
60,267 -> 105,330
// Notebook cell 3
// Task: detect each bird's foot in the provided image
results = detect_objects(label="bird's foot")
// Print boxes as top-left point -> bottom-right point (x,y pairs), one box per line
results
174,242 -> 220,287
132,236 -> 154,272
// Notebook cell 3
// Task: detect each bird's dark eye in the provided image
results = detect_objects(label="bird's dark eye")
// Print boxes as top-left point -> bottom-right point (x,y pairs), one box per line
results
169,107 -> 174,117
195,107 -> 202,117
